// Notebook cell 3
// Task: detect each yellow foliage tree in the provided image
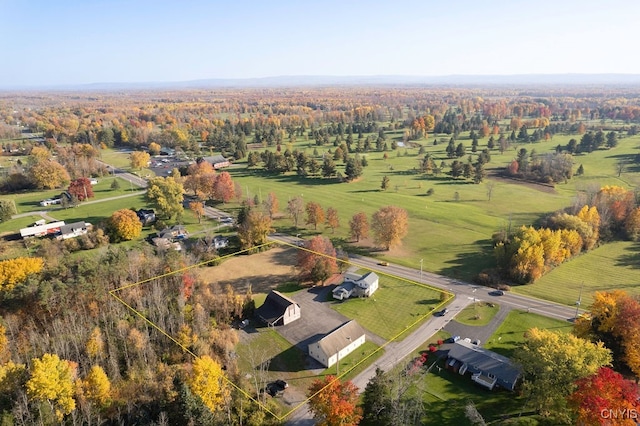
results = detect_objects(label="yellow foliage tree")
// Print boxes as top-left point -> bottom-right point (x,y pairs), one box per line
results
81,365 -> 111,407
146,176 -> 184,220
577,205 -> 600,249
130,151 -> 151,170
559,229 -> 583,258
625,207 -> 640,241
0,257 -> 44,292
0,361 -> 27,395
515,328 -> 611,421
237,209 -> 272,250
511,226 -> 545,283
187,355 -> 229,413
538,228 -> 564,266
29,160 -> 71,189
177,324 -> 198,350
148,142 -> 161,156
27,353 -> 76,421
0,322 -> 9,363
107,209 -> 142,242
29,146 -> 51,163
85,327 -> 104,359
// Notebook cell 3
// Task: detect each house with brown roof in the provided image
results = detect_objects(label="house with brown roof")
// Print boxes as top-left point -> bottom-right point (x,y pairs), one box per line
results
308,320 -> 366,368
255,290 -> 301,326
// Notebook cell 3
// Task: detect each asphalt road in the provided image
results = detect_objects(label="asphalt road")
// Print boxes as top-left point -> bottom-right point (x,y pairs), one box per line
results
268,234 -> 581,425
31,160 -> 580,424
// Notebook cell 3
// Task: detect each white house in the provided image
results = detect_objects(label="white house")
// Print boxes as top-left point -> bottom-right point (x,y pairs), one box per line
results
58,221 -> 92,240
332,271 -> 379,300
308,320 -> 366,368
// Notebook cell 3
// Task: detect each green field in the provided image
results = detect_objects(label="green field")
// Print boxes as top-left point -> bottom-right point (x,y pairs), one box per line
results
223,131 -> 640,307
331,274 -> 445,341
484,310 -> 574,358
512,241 -> 640,308
9,176 -> 138,215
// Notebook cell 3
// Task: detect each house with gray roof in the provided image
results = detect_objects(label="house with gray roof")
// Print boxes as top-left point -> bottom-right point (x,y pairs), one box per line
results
58,221 -> 92,240
308,320 -> 366,368
332,271 -> 379,300
446,340 -> 521,391
255,290 -> 301,326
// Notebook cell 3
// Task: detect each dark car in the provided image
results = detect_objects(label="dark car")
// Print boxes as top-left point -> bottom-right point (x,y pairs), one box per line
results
265,380 -> 288,397
489,290 -> 505,296
446,335 -> 461,344
435,308 -> 449,317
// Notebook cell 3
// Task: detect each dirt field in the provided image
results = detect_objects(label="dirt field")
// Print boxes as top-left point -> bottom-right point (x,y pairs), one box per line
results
195,245 -> 299,294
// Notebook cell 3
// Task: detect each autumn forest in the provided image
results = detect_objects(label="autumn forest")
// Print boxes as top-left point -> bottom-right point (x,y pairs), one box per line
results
2,84 -> 640,425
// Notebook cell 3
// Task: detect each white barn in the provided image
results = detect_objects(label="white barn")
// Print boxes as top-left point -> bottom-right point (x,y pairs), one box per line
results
308,320 -> 366,368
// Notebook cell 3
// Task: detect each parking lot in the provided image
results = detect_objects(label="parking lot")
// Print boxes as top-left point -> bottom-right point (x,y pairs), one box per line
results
276,285 -> 386,356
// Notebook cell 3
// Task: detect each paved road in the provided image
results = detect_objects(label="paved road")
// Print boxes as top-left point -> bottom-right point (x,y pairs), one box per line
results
268,234 -> 581,425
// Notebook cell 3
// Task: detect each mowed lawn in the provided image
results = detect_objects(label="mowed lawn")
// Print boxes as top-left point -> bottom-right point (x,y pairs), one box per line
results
331,274 -> 445,341
512,241 -> 640,308
484,310 -> 574,358
416,310 -> 574,424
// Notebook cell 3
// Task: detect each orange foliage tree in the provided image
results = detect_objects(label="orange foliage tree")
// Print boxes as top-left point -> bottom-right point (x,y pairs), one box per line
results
575,290 -> 640,377
349,212 -> 369,242
68,177 -> 94,201
305,201 -> 325,230
568,367 -> 640,425
297,236 -> 338,284
263,192 -> 279,219
371,206 -> 408,250
29,160 -> 70,189
307,375 -> 362,426
325,207 -> 340,233
212,171 -> 235,203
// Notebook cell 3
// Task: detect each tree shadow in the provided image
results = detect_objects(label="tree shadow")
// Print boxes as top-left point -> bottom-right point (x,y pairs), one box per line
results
267,344 -> 310,373
437,239 -> 495,280
615,242 -> 640,269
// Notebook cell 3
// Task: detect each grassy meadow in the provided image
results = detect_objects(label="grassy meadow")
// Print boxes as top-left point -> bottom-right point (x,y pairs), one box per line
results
228,130 -> 640,287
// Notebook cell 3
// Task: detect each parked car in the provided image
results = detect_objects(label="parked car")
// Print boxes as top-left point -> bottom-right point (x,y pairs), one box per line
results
40,198 -> 61,207
446,335 -> 461,343
265,380 -> 288,397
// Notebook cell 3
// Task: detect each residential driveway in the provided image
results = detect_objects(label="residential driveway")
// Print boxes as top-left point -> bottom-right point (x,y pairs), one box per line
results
277,285 -> 386,356
444,302 -> 513,346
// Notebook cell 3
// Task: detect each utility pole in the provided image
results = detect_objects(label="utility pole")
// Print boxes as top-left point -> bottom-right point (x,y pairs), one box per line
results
420,258 -> 424,280
575,283 -> 583,320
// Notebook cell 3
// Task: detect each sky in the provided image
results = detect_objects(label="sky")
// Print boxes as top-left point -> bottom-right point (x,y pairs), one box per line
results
1,0 -> 640,87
